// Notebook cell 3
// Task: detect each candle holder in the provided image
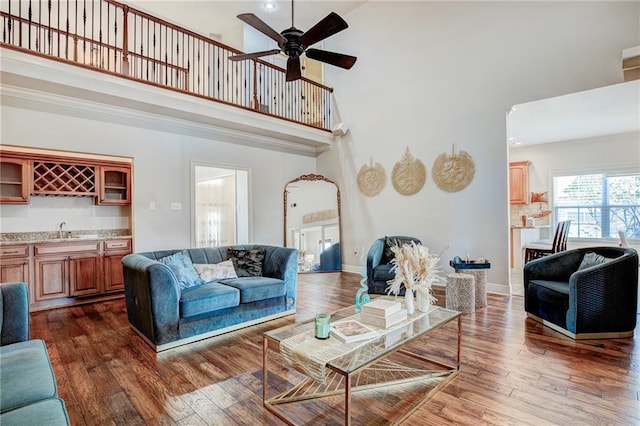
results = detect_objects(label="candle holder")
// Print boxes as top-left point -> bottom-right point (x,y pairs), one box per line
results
315,313 -> 331,339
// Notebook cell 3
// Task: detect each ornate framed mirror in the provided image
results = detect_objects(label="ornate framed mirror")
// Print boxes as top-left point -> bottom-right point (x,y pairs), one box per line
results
284,174 -> 341,273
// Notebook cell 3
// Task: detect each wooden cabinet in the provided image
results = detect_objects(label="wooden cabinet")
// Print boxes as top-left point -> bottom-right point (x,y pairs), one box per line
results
103,239 -> 131,292
0,158 -> 30,203
33,241 -> 101,301
0,245 -> 30,283
97,166 -> 131,205
509,161 -> 531,205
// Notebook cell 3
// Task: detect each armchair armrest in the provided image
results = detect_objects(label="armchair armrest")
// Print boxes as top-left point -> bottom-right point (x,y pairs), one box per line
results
0,282 -> 29,346
366,239 -> 385,281
567,252 -> 639,334
122,254 -> 181,345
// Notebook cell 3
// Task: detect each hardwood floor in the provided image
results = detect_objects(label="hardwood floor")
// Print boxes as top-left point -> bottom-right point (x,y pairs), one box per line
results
30,272 -> 639,425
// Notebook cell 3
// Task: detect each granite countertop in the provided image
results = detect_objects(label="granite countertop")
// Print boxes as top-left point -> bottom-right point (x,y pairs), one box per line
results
0,229 -> 132,246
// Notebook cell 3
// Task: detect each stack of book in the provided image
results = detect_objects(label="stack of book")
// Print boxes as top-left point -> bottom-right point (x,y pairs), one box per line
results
360,298 -> 407,329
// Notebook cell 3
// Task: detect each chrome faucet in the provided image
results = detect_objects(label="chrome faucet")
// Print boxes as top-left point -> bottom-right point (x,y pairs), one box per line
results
58,222 -> 66,239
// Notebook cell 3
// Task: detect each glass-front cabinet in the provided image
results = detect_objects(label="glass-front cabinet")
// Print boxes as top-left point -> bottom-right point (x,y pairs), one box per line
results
0,158 -> 30,203
97,166 -> 131,205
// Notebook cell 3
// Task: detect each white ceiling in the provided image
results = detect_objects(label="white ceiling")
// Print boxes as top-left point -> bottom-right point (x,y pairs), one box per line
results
507,80 -> 640,146
129,1 -> 366,43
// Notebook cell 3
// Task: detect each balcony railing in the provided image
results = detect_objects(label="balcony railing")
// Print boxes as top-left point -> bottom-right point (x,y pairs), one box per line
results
0,0 -> 333,131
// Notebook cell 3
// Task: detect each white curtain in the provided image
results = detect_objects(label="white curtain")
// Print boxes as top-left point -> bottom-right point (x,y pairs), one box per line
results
196,175 -> 236,247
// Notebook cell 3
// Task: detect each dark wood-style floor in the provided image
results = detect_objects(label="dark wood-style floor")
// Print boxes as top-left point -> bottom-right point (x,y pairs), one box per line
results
30,273 -> 639,425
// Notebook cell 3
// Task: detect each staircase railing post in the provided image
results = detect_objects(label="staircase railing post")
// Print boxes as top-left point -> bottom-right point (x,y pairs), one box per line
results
252,60 -> 258,110
121,4 -> 129,76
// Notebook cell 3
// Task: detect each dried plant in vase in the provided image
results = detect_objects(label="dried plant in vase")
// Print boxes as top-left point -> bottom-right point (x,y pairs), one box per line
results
387,241 -> 447,314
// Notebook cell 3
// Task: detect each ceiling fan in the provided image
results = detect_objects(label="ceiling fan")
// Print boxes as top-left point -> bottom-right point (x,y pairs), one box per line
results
229,0 -> 357,82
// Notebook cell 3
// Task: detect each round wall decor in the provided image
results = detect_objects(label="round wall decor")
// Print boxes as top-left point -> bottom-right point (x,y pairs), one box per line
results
391,147 -> 426,196
357,158 -> 386,197
432,145 -> 475,192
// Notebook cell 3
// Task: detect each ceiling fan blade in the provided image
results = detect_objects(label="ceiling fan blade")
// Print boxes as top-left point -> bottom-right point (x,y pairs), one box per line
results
305,49 -> 357,69
229,49 -> 281,61
237,13 -> 286,45
300,12 -> 348,47
286,56 -> 302,82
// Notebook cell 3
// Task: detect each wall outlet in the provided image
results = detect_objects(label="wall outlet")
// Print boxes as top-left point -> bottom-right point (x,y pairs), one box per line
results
149,202 -> 156,210
171,202 -> 182,210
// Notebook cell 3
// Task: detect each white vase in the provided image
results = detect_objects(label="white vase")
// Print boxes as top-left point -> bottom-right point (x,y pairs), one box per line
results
416,287 -> 431,313
405,289 -> 415,315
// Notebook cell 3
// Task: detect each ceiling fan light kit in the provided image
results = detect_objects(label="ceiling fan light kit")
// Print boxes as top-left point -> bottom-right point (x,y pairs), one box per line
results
230,0 -> 357,82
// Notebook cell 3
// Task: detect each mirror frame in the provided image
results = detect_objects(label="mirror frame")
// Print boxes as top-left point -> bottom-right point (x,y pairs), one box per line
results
283,173 -> 342,272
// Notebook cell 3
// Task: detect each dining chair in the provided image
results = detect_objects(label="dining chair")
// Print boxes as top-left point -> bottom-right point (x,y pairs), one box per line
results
524,220 -> 571,263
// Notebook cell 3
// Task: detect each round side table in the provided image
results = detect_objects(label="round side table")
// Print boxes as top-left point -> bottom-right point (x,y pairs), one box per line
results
450,260 -> 490,309
446,273 -> 475,314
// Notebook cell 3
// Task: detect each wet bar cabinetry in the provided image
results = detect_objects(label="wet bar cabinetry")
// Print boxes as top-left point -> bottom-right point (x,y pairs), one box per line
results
1,238 -> 131,310
0,148 -> 131,205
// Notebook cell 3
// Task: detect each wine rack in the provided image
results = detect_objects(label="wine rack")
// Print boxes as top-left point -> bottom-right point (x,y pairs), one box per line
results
32,162 -> 97,195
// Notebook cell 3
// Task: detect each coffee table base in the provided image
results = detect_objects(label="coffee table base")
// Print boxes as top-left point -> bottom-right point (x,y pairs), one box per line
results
263,317 -> 461,425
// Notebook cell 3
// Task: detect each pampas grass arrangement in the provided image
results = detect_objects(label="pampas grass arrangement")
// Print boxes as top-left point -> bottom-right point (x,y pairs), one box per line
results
387,241 -> 447,306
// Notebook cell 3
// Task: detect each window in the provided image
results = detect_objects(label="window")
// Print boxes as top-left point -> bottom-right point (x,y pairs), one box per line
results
553,172 -> 640,239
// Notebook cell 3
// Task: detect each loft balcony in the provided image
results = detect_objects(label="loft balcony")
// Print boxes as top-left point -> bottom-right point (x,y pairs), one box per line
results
0,0 -> 335,154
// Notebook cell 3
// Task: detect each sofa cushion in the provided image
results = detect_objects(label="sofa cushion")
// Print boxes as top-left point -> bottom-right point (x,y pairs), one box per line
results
179,282 -> 240,318
0,397 -> 70,425
158,251 -> 205,290
527,280 -> 569,328
219,277 -> 286,303
227,249 -> 265,277
372,264 -> 396,282
0,340 -> 57,413
193,260 -> 237,282
578,252 -> 613,271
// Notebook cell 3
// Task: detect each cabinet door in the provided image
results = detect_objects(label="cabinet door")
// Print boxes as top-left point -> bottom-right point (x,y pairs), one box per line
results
97,166 -> 131,205
34,256 -> 69,301
69,255 -> 101,296
0,158 -> 30,204
103,251 -> 127,292
509,162 -> 530,205
0,258 -> 29,283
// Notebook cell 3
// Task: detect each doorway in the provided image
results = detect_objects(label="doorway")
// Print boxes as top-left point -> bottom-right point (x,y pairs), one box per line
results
192,163 -> 249,248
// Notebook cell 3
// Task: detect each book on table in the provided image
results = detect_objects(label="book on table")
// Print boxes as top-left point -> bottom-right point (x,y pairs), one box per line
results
361,298 -> 402,317
360,308 -> 408,329
330,319 -> 380,343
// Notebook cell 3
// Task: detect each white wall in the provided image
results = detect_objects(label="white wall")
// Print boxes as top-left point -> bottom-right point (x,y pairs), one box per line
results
0,104 -> 316,252
318,1 -> 639,293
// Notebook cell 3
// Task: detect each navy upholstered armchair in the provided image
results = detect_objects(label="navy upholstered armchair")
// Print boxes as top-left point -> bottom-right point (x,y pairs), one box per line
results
524,247 -> 638,339
367,236 -> 421,295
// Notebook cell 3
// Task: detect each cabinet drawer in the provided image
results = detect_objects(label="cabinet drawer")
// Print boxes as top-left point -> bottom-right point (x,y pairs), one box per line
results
104,239 -> 131,251
34,242 -> 100,256
0,245 -> 29,258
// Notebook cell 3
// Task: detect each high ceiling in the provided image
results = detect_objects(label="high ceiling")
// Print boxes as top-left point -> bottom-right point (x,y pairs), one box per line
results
129,1 -> 366,45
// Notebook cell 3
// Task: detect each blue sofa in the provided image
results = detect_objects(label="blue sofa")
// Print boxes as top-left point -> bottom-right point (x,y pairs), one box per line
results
122,245 -> 298,351
0,282 -> 70,426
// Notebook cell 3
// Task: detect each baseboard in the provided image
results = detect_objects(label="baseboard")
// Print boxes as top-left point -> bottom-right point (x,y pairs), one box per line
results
131,309 -> 297,352
526,313 -> 634,339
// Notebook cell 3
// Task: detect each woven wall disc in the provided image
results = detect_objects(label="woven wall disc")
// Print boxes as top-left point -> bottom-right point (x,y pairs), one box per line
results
432,145 -> 475,192
357,158 -> 386,197
391,147 -> 426,196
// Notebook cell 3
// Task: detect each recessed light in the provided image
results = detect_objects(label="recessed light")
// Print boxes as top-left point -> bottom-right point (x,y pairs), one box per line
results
263,1 -> 276,11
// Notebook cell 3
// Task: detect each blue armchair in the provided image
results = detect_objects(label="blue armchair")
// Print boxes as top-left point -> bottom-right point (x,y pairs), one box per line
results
0,282 -> 70,425
366,236 -> 421,295
524,247 -> 638,339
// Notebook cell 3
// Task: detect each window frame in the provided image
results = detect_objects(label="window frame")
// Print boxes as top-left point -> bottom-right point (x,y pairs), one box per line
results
550,165 -> 640,242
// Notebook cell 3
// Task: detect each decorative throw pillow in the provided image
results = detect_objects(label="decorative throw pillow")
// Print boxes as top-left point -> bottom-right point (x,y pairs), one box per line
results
193,260 -> 238,282
158,251 -> 205,289
227,248 -> 265,277
578,252 -> 613,271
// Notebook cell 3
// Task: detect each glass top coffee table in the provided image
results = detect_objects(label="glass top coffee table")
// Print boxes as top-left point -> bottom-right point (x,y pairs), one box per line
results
262,297 -> 461,425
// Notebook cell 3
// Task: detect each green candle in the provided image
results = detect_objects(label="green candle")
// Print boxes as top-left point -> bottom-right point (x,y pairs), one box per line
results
315,313 -> 331,339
